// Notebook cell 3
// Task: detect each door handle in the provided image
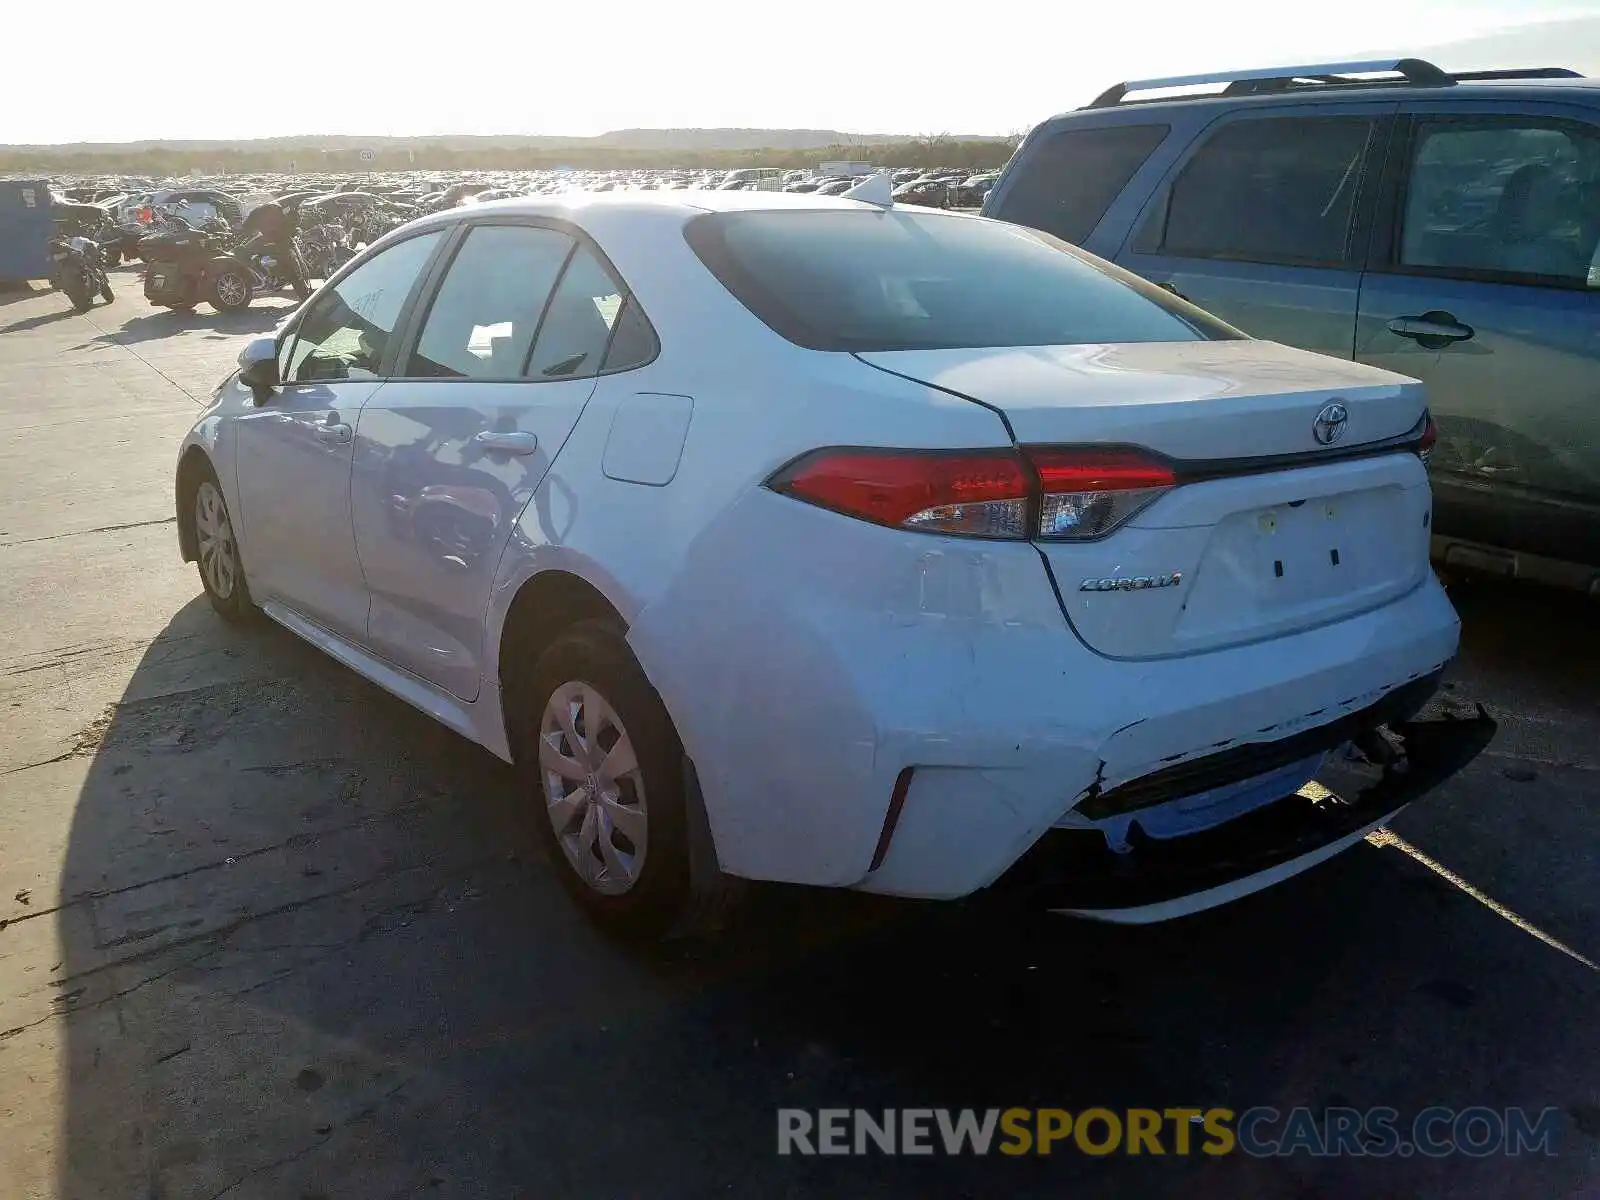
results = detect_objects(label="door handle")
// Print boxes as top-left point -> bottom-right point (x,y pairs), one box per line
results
471,430 -> 539,456
314,421 -> 352,444
1387,312 -> 1475,347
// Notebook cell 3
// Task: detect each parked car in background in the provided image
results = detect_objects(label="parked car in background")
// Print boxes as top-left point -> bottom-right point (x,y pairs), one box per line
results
892,178 -> 952,206
175,191 -> 1489,943
146,187 -> 245,227
985,58 -> 1600,594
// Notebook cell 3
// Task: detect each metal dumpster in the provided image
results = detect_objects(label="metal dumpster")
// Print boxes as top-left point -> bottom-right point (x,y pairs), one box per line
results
0,180 -> 54,283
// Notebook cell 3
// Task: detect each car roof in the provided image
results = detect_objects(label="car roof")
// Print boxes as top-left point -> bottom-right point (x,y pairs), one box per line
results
408,187 -> 889,230
1039,72 -> 1598,126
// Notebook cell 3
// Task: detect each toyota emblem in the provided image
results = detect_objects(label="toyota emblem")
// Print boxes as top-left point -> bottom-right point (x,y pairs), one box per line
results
1313,402 -> 1349,446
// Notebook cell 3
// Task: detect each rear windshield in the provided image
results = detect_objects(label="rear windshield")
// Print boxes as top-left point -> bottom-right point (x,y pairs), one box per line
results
684,209 -> 1239,352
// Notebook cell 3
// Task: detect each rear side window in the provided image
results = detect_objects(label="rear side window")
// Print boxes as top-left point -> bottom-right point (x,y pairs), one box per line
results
1159,116 -> 1375,267
990,124 -> 1170,244
684,209 -> 1239,352
526,245 -> 628,380
1398,117 -> 1600,289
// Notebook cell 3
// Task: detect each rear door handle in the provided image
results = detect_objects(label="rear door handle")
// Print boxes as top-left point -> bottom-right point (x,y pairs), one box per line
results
314,421 -> 352,444
1387,312 -> 1475,346
471,430 -> 539,456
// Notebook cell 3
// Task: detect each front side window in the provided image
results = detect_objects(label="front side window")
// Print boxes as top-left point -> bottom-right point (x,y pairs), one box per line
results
407,225 -> 574,378
287,230 -> 443,383
989,124 -> 1170,244
1159,116 -> 1375,267
1398,117 -> 1600,288
685,209 -> 1237,352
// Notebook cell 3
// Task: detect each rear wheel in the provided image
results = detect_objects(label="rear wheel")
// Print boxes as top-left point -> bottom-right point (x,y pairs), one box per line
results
209,267 -> 252,312
513,621 -> 690,940
190,467 -> 255,621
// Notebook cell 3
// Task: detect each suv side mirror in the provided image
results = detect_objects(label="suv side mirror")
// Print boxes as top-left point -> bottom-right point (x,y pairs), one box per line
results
237,337 -> 280,403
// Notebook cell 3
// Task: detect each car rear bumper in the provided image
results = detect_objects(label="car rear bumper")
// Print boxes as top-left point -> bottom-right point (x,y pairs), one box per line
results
631,488 -> 1463,898
1001,706 -> 1496,922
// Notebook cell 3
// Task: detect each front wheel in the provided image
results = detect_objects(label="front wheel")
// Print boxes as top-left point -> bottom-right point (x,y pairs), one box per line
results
513,621 -> 691,940
209,266 -> 253,312
189,467 -> 255,621
99,275 -> 115,303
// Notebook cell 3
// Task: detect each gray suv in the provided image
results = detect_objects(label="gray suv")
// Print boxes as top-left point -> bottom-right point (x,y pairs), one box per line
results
984,58 -> 1600,594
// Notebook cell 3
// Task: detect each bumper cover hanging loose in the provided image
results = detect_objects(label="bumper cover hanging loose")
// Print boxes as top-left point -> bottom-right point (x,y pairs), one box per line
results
1004,705 -> 1497,919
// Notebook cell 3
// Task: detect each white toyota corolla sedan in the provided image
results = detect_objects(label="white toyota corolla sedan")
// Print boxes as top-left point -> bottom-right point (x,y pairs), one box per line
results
175,188 -> 1493,939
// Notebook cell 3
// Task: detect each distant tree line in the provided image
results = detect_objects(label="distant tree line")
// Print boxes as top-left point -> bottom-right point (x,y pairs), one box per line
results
0,136 -> 1020,177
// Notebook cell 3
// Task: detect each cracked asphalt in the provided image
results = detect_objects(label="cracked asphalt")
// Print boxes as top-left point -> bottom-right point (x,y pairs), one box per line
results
0,269 -> 1596,1199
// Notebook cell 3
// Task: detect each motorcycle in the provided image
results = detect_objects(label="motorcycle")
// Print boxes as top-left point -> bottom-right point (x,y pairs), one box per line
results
137,213 -> 240,312
49,234 -> 115,312
292,221 -> 354,281
134,212 -> 302,313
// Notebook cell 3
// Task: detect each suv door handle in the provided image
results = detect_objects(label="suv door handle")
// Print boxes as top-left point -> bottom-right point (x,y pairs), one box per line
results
1387,312 -> 1475,347
314,421 -> 352,444
471,430 -> 539,455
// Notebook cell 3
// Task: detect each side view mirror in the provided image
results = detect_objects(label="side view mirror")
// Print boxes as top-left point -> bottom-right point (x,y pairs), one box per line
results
237,337 -> 280,403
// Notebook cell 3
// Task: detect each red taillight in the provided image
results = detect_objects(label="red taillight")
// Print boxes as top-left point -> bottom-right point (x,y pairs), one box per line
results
769,448 -> 1030,538
1418,411 -> 1438,461
1026,446 -> 1176,540
768,445 -> 1176,541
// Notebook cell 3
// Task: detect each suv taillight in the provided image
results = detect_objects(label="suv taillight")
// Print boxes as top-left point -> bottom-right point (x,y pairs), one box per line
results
768,446 -> 1175,541
1417,411 -> 1438,463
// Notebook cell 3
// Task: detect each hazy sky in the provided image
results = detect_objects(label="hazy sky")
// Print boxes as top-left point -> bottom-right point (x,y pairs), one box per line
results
3,0 -> 1596,142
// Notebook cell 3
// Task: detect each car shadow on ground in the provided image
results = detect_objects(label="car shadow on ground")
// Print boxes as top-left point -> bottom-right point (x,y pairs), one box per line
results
50,591 -> 1599,1197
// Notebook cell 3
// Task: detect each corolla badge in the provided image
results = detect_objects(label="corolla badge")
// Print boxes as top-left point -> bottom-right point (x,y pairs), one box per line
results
1079,572 -> 1182,592
1313,402 -> 1349,446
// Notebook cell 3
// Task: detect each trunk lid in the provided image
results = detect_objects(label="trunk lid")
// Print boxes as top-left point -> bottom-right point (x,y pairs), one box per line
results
856,340 -> 1422,458
858,340 -> 1434,659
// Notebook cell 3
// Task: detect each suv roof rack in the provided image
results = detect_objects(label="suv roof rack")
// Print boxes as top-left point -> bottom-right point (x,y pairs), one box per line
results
1085,58 -> 1581,108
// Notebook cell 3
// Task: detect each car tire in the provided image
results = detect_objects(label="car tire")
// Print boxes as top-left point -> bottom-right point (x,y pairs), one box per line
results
188,463 -> 256,622
512,620 -> 691,940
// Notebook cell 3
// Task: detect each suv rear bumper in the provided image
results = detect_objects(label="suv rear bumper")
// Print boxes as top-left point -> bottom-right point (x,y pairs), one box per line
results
1002,706 -> 1496,922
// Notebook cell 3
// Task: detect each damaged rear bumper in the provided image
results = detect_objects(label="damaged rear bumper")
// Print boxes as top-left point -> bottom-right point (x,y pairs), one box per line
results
1000,706 -> 1496,923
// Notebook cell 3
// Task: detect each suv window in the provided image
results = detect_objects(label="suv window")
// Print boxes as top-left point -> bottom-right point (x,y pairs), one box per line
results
286,231 -> 442,383
1159,116 -> 1375,267
1398,117 -> 1600,289
526,245 -> 630,379
990,124 -> 1169,244
407,225 -> 574,378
